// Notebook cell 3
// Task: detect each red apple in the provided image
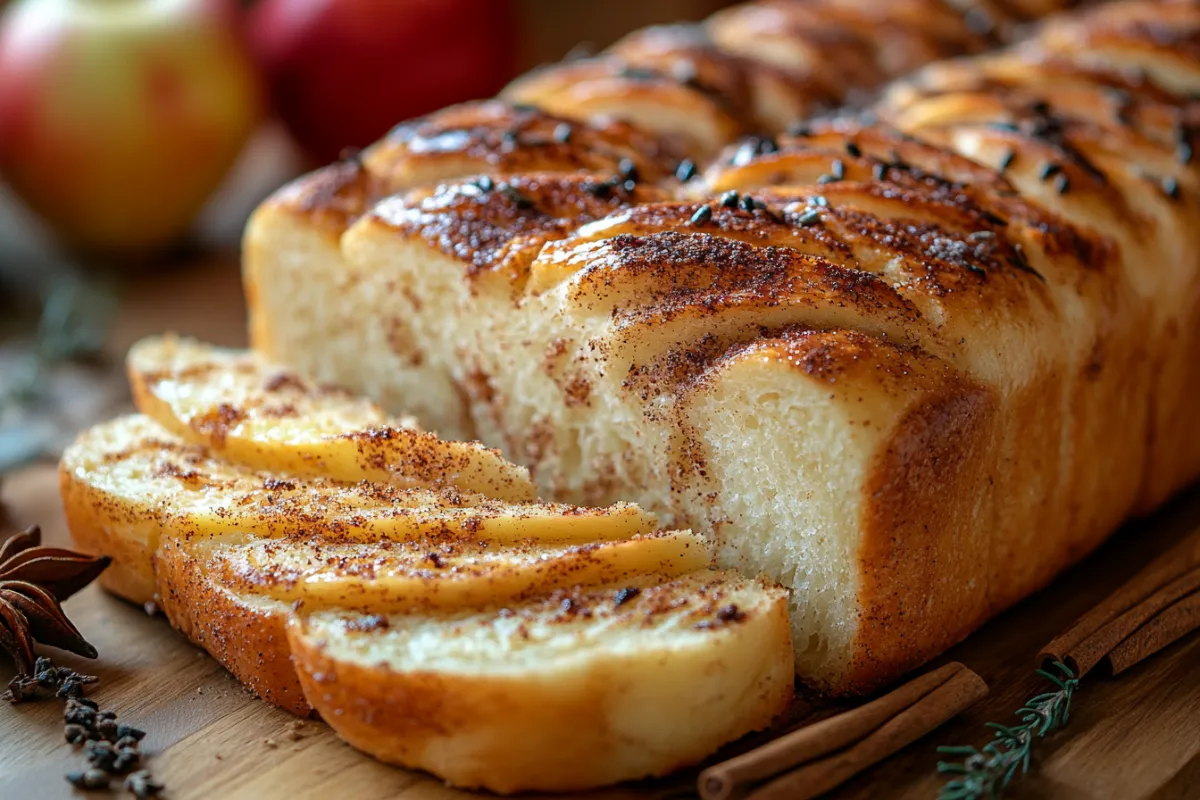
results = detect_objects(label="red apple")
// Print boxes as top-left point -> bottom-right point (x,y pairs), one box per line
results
248,0 -> 517,164
0,0 -> 263,254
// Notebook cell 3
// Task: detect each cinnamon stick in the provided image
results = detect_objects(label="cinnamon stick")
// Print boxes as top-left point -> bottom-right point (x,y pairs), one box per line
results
1041,525 -> 1200,677
747,667 -> 988,800
1104,588 -> 1200,675
697,663 -> 985,800
1043,562 -> 1200,677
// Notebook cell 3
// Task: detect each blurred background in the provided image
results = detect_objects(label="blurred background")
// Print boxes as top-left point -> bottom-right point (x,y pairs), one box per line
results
0,0 -> 736,473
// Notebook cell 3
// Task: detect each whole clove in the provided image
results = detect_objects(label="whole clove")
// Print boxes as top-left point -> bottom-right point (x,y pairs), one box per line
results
85,740 -> 118,772
116,724 -> 146,742
66,768 -> 111,790
112,749 -> 142,774
10,656 -> 166,796
125,770 -> 165,799
5,660 -> 97,704
95,716 -> 119,742
65,724 -> 91,745
65,701 -> 98,728
56,673 -> 98,699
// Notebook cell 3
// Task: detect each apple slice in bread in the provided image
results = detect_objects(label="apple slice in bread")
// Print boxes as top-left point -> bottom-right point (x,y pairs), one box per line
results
287,570 -> 793,793
60,415 -> 658,605
152,530 -> 721,719
184,528 -> 711,611
126,334 -> 537,501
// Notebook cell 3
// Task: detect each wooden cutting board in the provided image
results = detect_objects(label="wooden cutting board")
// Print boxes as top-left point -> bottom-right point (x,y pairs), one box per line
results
1,259 -> 1198,799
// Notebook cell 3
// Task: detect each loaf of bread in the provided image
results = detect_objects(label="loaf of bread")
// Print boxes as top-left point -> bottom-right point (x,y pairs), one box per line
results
245,0 -> 1058,440
60,337 -> 794,790
244,0 -> 1200,696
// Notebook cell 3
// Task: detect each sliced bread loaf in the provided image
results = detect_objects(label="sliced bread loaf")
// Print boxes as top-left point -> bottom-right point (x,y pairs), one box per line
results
61,338 -> 795,787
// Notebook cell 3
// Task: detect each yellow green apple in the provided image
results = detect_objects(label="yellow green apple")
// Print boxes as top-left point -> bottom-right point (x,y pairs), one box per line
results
0,0 -> 263,254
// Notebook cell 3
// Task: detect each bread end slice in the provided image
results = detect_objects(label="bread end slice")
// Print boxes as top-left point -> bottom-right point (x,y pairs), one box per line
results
288,570 -> 793,793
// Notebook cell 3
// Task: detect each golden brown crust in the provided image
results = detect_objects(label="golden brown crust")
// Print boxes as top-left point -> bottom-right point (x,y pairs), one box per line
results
605,23 -> 826,132
1036,1 -> 1200,93
369,173 -> 670,281
854,367 -> 998,691
366,99 -> 686,185
706,0 -> 992,88
264,160 -> 383,236
687,326 -> 980,410
501,0 -> 1009,158
59,464 -> 159,607
257,100 -> 687,242
501,57 -> 748,159
154,537 -> 312,716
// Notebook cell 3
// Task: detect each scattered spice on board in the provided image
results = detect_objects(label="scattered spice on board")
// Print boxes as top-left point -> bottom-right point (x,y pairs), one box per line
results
1,525 -> 163,795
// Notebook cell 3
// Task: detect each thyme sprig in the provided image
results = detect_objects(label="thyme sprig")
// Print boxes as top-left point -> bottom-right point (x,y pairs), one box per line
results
936,660 -> 1080,800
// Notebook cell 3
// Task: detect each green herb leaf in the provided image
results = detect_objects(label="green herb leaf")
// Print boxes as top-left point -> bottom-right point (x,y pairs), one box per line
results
935,661 -> 1079,800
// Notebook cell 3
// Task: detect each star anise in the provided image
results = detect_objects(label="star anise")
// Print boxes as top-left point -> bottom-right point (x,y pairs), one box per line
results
0,525 -> 110,674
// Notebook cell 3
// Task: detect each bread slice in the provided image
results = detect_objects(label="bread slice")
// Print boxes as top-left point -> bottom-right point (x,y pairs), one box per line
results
287,570 -> 793,793
176,529 -> 711,612
127,334 -> 535,501
152,535 -> 310,712
150,524 -> 723,721
148,521 -> 793,784
60,415 -> 658,605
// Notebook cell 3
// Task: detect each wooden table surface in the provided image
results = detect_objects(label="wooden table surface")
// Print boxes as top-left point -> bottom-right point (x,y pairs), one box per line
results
1,258 -> 1199,800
